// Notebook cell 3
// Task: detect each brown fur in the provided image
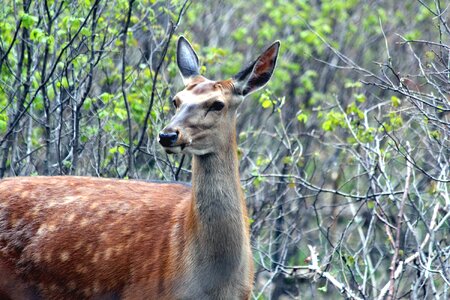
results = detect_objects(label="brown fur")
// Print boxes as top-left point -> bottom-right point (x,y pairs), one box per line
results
0,177 -> 192,299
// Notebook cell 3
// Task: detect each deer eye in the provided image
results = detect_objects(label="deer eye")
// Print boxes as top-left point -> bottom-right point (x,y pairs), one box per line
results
172,98 -> 178,108
210,101 -> 225,111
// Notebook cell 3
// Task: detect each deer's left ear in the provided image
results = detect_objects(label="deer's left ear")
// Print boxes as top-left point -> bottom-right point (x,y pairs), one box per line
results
233,41 -> 280,96
177,36 -> 200,85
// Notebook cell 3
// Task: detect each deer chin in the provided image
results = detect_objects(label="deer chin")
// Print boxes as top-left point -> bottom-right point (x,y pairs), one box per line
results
163,138 -> 213,156
163,142 -> 194,155
183,146 -> 214,156
164,145 -> 213,156
163,145 -> 183,154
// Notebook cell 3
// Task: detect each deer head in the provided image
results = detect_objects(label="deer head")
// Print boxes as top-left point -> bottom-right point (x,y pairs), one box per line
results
158,37 -> 280,156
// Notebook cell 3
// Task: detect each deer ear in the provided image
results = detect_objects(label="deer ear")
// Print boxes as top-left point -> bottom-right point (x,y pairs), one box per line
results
233,41 -> 280,96
177,36 -> 200,85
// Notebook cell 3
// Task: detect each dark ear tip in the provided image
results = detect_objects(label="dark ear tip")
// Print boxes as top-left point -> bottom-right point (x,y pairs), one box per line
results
270,40 -> 281,51
178,36 -> 188,46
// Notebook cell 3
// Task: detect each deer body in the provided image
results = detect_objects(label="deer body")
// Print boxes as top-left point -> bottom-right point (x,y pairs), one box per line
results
0,175 -> 249,299
0,37 -> 279,299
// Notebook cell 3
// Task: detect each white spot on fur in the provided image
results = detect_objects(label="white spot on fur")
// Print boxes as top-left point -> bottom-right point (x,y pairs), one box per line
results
97,209 -> 105,218
37,223 -> 56,235
47,196 -> 80,208
33,252 -> 41,262
66,213 -> 76,223
80,218 -> 89,227
45,252 -> 52,262
10,217 -> 22,228
113,244 -> 124,255
60,251 -> 70,262
104,248 -> 113,260
90,202 -> 99,210
121,227 -> 132,235
171,223 -> 180,241
48,223 -> 56,231
86,244 -> 94,254
92,252 -> 100,263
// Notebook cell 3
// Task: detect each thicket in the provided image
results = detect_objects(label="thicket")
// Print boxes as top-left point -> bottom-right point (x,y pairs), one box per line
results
0,0 -> 448,298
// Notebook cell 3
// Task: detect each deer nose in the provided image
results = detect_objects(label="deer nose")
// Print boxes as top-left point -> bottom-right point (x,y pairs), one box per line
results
158,131 -> 179,147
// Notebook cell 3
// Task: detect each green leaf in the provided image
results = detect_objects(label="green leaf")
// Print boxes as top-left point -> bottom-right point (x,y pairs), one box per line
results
389,112 -> 403,129
346,255 -> 355,265
355,93 -> 366,103
100,93 -> 114,103
21,13 -> 38,29
347,103 -> 364,119
300,30 -> 317,44
322,120 -> 333,131
80,27 -> 91,36
232,27 -> 248,42
404,30 -> 421,40
318,285 -> 327,293
430,130 -> 440,140
256,155 -> 269,166
46,35 -> 55,50
297,113 -> 308,124
344,81 -> 362,88
252,174 -> 264,188
282,156 -> 293,165
30,28 -> 45,42
118,145 -> 126,155
71,18 -> 81,31
322,111 -> 345,131
62,77 -> 69,88
391,96 -> 401,107
0,119 -> 7,133
261,100 -> 272,109
424,51 -> 435,61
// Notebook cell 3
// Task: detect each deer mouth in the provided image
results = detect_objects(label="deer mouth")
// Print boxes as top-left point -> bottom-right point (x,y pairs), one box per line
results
163,143 -> 188,154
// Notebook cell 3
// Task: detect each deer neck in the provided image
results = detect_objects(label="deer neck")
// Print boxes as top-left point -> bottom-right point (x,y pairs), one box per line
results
191,137 -> 244,227
189,126 -> 247,261
179,143 -> 248,298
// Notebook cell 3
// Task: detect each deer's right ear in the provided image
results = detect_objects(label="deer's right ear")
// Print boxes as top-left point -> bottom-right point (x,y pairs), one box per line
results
177,36 -> 200,85
233,41 -> 280,97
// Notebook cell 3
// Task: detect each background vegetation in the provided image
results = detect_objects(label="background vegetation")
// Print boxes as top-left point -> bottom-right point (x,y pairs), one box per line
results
0,0 -> 449,298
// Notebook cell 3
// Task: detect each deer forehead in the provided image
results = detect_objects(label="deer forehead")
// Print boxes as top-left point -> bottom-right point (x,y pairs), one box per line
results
176,77 -> 234,104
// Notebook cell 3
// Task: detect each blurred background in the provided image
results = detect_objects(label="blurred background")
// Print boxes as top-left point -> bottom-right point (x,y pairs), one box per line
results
0,0 -> 449,298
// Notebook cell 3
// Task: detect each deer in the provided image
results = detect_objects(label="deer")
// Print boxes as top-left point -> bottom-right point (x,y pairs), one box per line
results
0,36 -> 280,300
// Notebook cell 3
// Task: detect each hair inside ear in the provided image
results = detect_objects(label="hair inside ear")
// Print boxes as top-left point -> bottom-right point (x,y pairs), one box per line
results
233,41 -> 280,96
234,60 -> 257,83
177,36 -> 200,81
